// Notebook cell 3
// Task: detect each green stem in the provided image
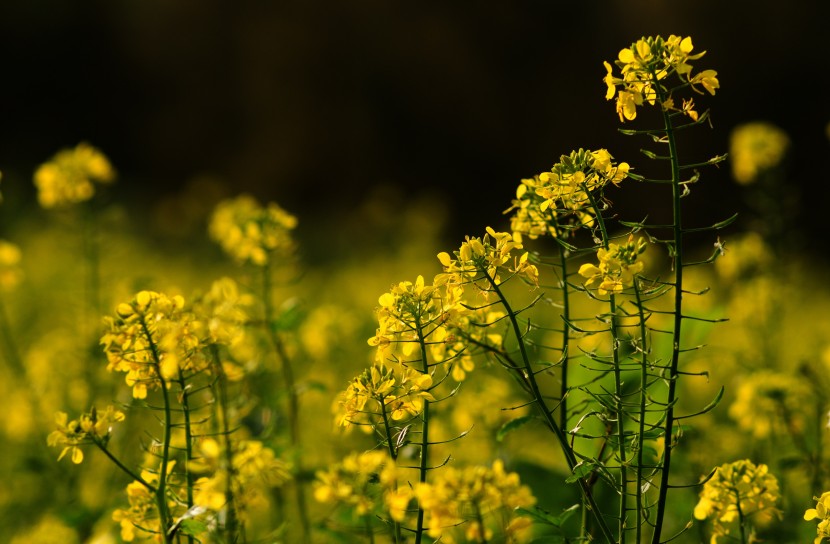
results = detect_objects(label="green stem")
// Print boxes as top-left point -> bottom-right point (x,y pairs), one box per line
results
583,186 -> 627,542
556,230 -> 572,433
633,279 -> 649,544
414,316 -> 433,544
377,394 -> 403,544
734,493 -> 747,544
651,82 -> 684,544
140,318 -> 173,544
210,346 -> 240,542
92,439 -> 156,493
262,262 -> 310,543
483,269 -> 615,543
176,367 -> 196,544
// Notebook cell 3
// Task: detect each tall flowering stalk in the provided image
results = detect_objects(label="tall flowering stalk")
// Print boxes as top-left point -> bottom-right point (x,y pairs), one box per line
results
604,34 -> 730,543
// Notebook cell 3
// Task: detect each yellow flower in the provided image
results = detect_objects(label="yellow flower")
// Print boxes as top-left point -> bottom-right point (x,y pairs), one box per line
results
0,240 -> 23,290
33,142 -> 115,208
694,460 -> 781,542
579,235 -> 647,295
416,460 -> 535,542
208,194 -> 297,266
604,35 -> 715,122
729,122 -> 790,184
46,407 -> 125,464
805,491 -> 830,544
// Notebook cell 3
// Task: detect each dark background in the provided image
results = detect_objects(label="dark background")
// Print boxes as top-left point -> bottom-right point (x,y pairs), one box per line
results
1,1 -> 827,254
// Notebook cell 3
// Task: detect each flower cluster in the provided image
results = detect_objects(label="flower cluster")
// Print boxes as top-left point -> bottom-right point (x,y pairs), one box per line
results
429,307 -> 505,381
209,194 -> 297,266
46,406 -> 125,463
415,460 -> 536,543
368,275 -> 466,365
437,227 -> 538,288
694,460 -> 781,542
101,291 -> 208,398
33,142 -> 116,208
603,35 -> 719,122
508,149 -> 628,239
0,240 -> 23,291
192,438 -> 291,519
579,235 -> 647,295
313,450 -> 410,522
804,492 -> 830,544
336,362 -> 435,430
112,461 -> 177,542
728,370 -> 811,439
729,122 -> 790,184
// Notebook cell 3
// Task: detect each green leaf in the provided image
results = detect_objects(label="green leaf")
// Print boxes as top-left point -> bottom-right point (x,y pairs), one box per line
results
496,414 -> 534,442
179,519 -> 208,537
565,460 -> 597,483
517,504 -> 580,527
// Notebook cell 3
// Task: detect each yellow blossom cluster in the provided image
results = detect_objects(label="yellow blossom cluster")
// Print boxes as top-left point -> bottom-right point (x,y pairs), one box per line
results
415,459 -> 536,543
804,491 -> 830,544
727,370 -> 811,439
368,274 -> 466,364
579,235 -> 647,295
694,460 -> 781,543
336,362 -> 435,430
33,142 -> 116,208
0,240 -> 23,290
112,461 -> 177,542
437,227 -> 538,288
729,122 -> 790,184
507,149 -> 628,239
603,35 -> 719,122
313,450 -> 410,522
101,290 -> 208,398
209,194 -> 297,266
46,406 -> 125,464
429,307 -> 505,382
192,438 -> 291,518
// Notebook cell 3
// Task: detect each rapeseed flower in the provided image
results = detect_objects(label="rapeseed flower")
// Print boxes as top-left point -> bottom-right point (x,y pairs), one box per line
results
209,194 -> 297,266
579,235 -> 647,294
33,142 -> 115,208
804,491 -> 830,544
729,122 -> 790,184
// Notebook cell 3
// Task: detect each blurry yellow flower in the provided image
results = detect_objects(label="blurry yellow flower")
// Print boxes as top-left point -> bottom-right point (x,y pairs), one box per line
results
0,240 -> 23,290
728,370 -> 811,439
208,194 -> 297,266
729,122 -> 790,184
416,459 -> 535,543
46,406 -> 125,464
33,142 -> 115,208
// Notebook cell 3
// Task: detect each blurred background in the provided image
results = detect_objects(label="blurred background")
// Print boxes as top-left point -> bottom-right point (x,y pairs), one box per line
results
1,0 -> 828,258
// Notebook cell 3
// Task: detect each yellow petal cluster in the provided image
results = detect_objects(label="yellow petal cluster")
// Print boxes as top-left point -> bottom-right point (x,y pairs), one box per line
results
46,406 -> 126,464
805,491 -> 830,544
604,35 -> 719,122
436,227 -> 538,288
415,459 -> 536,543
313,450 -> 408,521
694,460 -> 781,543
209,194 -> 297,266
33,142 -> 115,208
578,235 -> 647,295
729,122 -> 790,184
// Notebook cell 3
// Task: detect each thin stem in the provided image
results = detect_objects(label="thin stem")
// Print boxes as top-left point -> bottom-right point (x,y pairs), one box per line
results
414,315 -> 432,544
140,317 -> 173,544
651,79 -> 684,544
377,394 -> 403,544
556,229 -> 571,433
583,186 -> 627,543
92,439 -> 156,493
210,346 -> 240,542
261,262 -> 310,543
483,269 -> 615,543
734,492 -> 747,544
634,279 -> 649,544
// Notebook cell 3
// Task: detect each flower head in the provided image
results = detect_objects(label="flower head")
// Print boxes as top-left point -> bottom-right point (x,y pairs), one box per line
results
209,195 -> 297,266
604,35 -> 718,122
578,235 -> 647,295
805,491 -> 830,544
34,142 -> 115,208
47,406 -> 125,463
694,460 -> 781,543
729,122 -> 790,184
